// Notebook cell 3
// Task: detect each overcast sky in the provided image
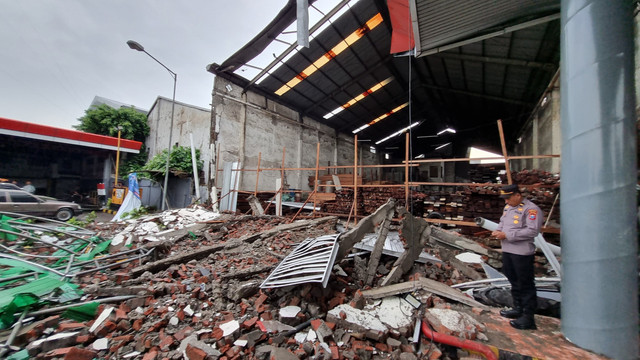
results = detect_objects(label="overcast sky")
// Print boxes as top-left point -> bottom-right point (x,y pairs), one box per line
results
0,0 -> 287,130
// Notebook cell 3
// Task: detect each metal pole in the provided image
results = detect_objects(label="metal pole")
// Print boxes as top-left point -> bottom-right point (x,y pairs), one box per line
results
163,76 -> 176,210
115,129 -> 121,186
126,40 -> 177,211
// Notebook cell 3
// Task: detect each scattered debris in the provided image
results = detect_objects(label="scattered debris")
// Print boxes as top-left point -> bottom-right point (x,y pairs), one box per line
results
0,200 -> 602,360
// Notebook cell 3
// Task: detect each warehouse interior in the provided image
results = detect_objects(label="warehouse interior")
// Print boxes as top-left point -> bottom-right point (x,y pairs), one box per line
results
202,0 -> 637,358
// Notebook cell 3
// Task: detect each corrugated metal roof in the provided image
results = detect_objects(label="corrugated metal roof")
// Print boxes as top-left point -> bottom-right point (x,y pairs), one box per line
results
208,0 -> 560,158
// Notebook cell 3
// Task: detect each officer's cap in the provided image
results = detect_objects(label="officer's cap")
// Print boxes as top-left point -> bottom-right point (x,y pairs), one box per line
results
499,184 -> 520,198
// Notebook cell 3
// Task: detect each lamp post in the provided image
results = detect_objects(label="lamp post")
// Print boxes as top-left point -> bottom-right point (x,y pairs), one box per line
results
127,40 -> 176,211
114,126 -> 123,186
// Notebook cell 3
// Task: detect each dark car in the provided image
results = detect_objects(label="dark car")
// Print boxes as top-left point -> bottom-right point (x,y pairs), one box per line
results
0,189 -> 82,221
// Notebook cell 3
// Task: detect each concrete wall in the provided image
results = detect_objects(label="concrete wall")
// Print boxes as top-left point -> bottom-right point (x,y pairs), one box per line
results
512,74 -> 561,173
212,76 -> 381,193
146,97 -> 214,187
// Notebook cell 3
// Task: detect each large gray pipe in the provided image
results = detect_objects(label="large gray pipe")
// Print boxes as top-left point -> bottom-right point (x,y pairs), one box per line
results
561,1 -> 638,358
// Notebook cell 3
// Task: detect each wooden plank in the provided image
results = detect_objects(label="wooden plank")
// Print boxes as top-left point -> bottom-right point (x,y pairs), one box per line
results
360,278 -> 488,309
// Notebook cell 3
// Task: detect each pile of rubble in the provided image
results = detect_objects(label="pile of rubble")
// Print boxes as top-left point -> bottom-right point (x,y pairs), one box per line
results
0,202 -> 562,360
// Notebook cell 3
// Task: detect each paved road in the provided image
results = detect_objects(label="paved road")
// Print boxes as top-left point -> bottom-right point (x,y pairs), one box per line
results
77,209 -> 114,223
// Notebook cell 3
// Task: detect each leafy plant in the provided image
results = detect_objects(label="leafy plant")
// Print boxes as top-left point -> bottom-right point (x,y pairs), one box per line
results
139,145 -> 203,176
119,206 -> 150,220
67,211 -> 97,227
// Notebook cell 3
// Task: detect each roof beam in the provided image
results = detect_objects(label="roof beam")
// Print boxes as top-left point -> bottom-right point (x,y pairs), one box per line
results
433,52 -> 556,70
421,84 -> 532,106
244,0 -> 351,90
416,13 -> 560,57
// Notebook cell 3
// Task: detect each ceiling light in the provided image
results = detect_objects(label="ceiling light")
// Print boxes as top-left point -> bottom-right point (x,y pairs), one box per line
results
375,122 -> 420,145
353,102 -> 409,134
435,142 -> 451,150
415,154 -> 425,159
352,124 -> 369,134
436,128 -> 456,136
323,77 -> 393,119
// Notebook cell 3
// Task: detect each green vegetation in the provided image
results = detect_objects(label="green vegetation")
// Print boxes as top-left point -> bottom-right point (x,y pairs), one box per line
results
67,211 -> 97,227
119,206 -> 150,220
75,104 -> 150,178
139,145 -> 203,177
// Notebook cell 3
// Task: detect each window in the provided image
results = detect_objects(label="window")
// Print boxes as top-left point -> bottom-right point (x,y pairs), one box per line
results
10,192 -> 39,203
0,192 -> 6,202
429,166 -> 439,178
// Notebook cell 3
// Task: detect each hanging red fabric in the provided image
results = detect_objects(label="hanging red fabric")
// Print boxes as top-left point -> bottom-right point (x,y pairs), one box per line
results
388,0 -> 415,54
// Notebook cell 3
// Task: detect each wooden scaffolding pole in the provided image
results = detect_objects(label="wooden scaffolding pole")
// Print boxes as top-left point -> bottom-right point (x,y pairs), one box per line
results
214,146 -> 221,188
354,135 -> 358,225
254,152 -> 261,196
313,143 -> 320,217
280,147 -> 286,191
497,119 -> 512,184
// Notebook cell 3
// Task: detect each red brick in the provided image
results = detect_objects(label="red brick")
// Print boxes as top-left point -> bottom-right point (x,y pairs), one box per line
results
210,327 -> 224,341
132,318 -> 144,331
58,322 -> 85,331
185,344 -> 207,360
310,319 -> 324,331
331,344 -> 340,360
159,334 -> 175,351
176,308 -> 185,321
254,294 -> 268,309
400,344 -> 414,353
117,319 -> 130,331
174,326 -> 194,341
119,301 -> 131,314
142,349 -> 158,360
95,320 -> 117,337
63,347 -> 98,360
375,343 -> 390,353
115,308 -> 128,321
112,334 -> 134,343
225,346 -> 241,358
242,316 -> 258,329
44,347 -> 72,358
261,311 -> 273,320
76,334 -> 93,344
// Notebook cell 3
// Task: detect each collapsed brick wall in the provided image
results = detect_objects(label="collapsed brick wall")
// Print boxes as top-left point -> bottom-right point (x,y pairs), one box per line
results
322,169 -> 561,227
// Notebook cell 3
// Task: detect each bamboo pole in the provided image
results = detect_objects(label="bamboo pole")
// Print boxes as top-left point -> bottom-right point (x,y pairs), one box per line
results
281,147 -> 286,191
254,152 -> 261,196
497,119 -> 512,184
289,190 -> 316,223
313,143 -> 320,217
215,146 -> 221,188
353,135 -> 358,225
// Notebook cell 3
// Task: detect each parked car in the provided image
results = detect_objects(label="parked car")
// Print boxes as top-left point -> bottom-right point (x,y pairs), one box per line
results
0,189 -> 82,221
0,183 -> 21,190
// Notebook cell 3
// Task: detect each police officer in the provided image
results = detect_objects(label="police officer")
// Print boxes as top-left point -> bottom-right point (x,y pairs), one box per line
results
491,184 -> 542,330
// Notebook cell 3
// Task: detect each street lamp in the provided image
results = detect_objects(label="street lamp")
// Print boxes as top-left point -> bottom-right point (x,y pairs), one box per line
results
127,40 -> 177,211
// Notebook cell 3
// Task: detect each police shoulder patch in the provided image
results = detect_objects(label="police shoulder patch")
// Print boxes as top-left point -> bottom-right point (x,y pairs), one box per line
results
528,209 -> 537,220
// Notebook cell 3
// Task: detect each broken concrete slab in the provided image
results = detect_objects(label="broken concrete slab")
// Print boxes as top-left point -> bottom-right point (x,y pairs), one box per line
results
424,308 -> 487,340
327,297 -> 414,341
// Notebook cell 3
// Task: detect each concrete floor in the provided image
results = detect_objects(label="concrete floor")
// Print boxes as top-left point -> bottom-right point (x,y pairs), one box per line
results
76,209 -> 114,223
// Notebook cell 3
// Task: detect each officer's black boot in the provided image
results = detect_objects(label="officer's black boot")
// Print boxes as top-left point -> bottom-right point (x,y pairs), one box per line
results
500,306 -> 522,319
510,312 -> 536,330
500,299 -> 522,319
